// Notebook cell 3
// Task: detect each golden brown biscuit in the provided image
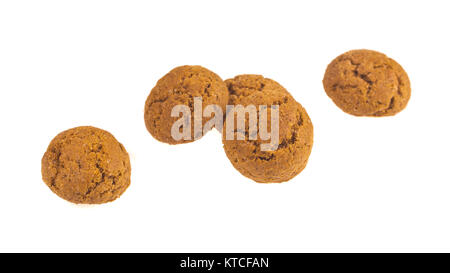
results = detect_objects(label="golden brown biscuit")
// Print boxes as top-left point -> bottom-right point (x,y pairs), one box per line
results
223,75 -> 313,183
144,65 -> 228,144
41,126 -> 131,204
323,49 -> 411,116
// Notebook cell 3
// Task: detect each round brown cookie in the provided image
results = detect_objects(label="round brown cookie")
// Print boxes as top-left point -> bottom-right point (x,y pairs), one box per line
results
223,75 -> 313,183
323,49 -> 411,116
144,65 -> 228,144
41,126 -> 131,204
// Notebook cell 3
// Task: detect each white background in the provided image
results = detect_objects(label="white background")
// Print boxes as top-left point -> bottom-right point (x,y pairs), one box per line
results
0,0 -> 449,252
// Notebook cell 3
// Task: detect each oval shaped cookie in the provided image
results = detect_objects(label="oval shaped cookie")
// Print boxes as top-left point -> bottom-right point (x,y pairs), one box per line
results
41,126 -> 131,204
223,75 -> 313,183
323,49 -> 411,116
144,65 -> 228,144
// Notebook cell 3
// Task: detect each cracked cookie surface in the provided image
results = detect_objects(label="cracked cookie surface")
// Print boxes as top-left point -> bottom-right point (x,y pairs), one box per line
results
144,65 -> 228,144
323,49 -> 411,116
223,75 -> 313,183
41,126 -> 131,204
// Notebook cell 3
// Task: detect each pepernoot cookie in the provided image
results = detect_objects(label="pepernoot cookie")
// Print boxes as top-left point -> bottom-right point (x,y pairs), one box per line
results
144,65 -> 228,144
222,75 -> 313,183
323,49 -> 411,116
41,126 -> 131,204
